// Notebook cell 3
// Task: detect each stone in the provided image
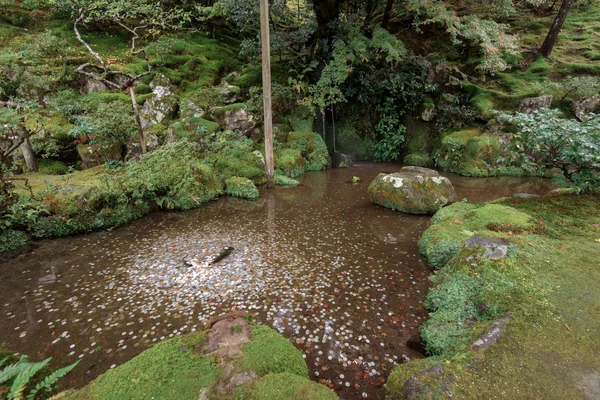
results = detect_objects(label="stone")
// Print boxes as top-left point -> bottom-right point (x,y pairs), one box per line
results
180,99 -> 206,119
573,94 -> 600,122
512,193 -> 539,199
77,143 -> 122,169
465,234 -> 509,260
84,79 -> 106,94
253,150 -> 265,165
368,167 -> 456,214
140,75 -> 179,128
421,107 -> 436,122
215,81 -> 241,104
472,313 -> 511,350
519,95 -> 553,114
212,106 -> 257,136
125,133 -> 160,161
352,176 -> 361,183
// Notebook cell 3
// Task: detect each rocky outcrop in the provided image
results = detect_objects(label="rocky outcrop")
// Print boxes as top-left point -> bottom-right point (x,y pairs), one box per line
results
368,167 -> 456,214
573,94 -> 600,122
77,143 -> 122,168
210,105 -> 257,136
125,133 -> 160,160
519,95 -> 553,113
140,74 -> 178,128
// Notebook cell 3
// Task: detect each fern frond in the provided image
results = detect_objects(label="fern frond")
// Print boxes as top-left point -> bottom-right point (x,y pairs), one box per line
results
27,360 -> 80,400
7,358 -> 51,400
0,356 -> 29,384
0,357 -> 9,369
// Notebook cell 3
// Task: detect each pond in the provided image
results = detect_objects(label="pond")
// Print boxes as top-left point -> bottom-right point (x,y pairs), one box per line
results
0,163 -> 556,399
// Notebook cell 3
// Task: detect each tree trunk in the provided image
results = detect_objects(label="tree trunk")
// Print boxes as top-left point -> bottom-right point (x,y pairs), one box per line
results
381,0 -> 395,29
19,134 -> 37,172
128,85 -> 147,154
260,0 -> 275,188
538,0 -> 574,58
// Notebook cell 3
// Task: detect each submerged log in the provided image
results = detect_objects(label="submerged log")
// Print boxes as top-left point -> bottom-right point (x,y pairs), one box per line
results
212,247 -> 234,264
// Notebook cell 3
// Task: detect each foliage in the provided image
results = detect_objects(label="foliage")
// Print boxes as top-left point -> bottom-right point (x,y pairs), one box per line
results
224,176 -> 259,199
286,131 -> 330,172
0,355 -> 78,400
531,75 -> 600,101
497,109 -> 600,192
37,159 -> 68,175
69,101 -> 135,147
404,152 -> 433,167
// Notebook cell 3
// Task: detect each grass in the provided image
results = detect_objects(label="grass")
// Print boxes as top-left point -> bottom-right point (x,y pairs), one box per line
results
387,194 -> 600,399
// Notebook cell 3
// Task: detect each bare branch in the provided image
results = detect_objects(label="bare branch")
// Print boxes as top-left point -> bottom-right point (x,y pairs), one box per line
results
117,22 -> 152,73
74,13 -> 108,73
75,63 -> 122,89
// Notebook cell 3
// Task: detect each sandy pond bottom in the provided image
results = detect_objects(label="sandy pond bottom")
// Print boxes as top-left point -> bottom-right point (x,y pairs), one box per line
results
0,163 -> 556,399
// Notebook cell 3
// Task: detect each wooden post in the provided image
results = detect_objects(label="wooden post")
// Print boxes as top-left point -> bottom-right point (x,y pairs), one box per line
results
260,0 -> 275,188
128,84 -> 147,154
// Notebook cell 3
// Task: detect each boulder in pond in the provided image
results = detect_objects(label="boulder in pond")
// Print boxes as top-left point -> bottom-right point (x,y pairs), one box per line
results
368,167 -> 456,214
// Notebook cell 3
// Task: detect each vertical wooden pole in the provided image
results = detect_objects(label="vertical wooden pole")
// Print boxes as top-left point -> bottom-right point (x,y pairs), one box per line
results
260,0 -> 275,188
128,85 -> 147,154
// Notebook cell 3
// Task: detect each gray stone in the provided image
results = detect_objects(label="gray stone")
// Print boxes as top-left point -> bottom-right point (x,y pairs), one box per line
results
140,75 -> 179,128
332,152 -> 355,168
465,234 -> 509,260
84,79 -> 106,94
181,100 -> 206,119
368,167 -> 456,215
519,95 -> 553,114
421,107 -> 436,122
252,150 -> 265,165
215,81 -> 241,104
573,94 -> 600,122
125,133 -> 160,160
472,314 -> 511,350
213,107 -> 257,136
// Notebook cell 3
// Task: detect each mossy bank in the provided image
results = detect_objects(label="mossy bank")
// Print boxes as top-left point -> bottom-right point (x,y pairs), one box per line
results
386,194 -> 600,399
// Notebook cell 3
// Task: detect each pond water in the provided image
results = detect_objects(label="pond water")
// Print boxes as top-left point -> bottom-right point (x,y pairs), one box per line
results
0,164 -> 556,399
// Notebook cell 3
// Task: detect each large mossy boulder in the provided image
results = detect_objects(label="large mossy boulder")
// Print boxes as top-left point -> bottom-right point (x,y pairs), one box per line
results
210,104 -> 257,136
275,148 -> 305,178
140,74 -> 179,128
368,167 -> 456,215
61,315 -> 337,400
286,131 -> 331,172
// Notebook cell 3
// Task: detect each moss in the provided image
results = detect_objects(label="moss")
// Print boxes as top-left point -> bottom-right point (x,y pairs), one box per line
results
65,333 -> 220,400
171,117 -> 220,140
420,203 -> 539,269
404,152 -> 433,167
286,131 -> 331,172
584,50 -> 600,61
386,359 -> 442,400
37,159 -> 68,175
225,177 -> 260,199
275,148 -> 305,178
242,325 -> 308,378
274,174 -> 300,186
247,373 -> 337,400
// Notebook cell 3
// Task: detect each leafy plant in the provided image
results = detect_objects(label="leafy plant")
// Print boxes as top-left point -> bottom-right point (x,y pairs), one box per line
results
0,355 -> 79,400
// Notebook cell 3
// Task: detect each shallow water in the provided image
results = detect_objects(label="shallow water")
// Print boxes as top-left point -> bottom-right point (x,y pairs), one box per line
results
0,164 -> 556,399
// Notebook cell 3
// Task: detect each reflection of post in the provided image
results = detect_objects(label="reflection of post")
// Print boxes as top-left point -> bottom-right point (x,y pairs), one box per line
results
267,193 -> 275,235
260,0 -> 275,188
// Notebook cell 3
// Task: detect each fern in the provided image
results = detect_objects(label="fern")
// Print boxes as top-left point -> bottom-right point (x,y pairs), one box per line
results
7,358 -> 50,400
0,356 -> 28,384
27,360 -> 80,400
0,357 -> 9,369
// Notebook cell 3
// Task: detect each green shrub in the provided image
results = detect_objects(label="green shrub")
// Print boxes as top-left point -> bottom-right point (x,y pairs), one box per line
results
275,148 -> 305,178
274,174 -> 300,186
0,229 -> 28,252
403,152 -> 433,167
225,176 -> 259,199
286,131 -> 331,172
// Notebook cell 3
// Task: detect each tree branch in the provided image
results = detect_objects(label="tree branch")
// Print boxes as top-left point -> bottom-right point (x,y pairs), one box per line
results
117,22 -> 152,73
74,13 -> 109,73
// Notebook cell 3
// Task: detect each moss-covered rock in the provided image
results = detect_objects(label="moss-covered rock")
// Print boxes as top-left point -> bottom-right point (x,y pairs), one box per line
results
420,203 -> 540,269
286,131 -> 331,172
275,148 -> 305,178
368,167 -> 457,215
37,159 -> 68,175
225,177 -> 260,199
403,152 -> 434,167
63,318 -> 336,400
171,117 -> 220,140
77,143 -> 123,169
274,174 -> 300,186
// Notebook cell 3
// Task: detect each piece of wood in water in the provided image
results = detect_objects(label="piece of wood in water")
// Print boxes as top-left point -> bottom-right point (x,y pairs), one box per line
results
211,247 -> 234,264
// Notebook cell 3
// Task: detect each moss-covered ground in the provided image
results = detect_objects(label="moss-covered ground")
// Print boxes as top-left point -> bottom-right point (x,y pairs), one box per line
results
387,194 -> 600,399
63,323 -> 336,400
